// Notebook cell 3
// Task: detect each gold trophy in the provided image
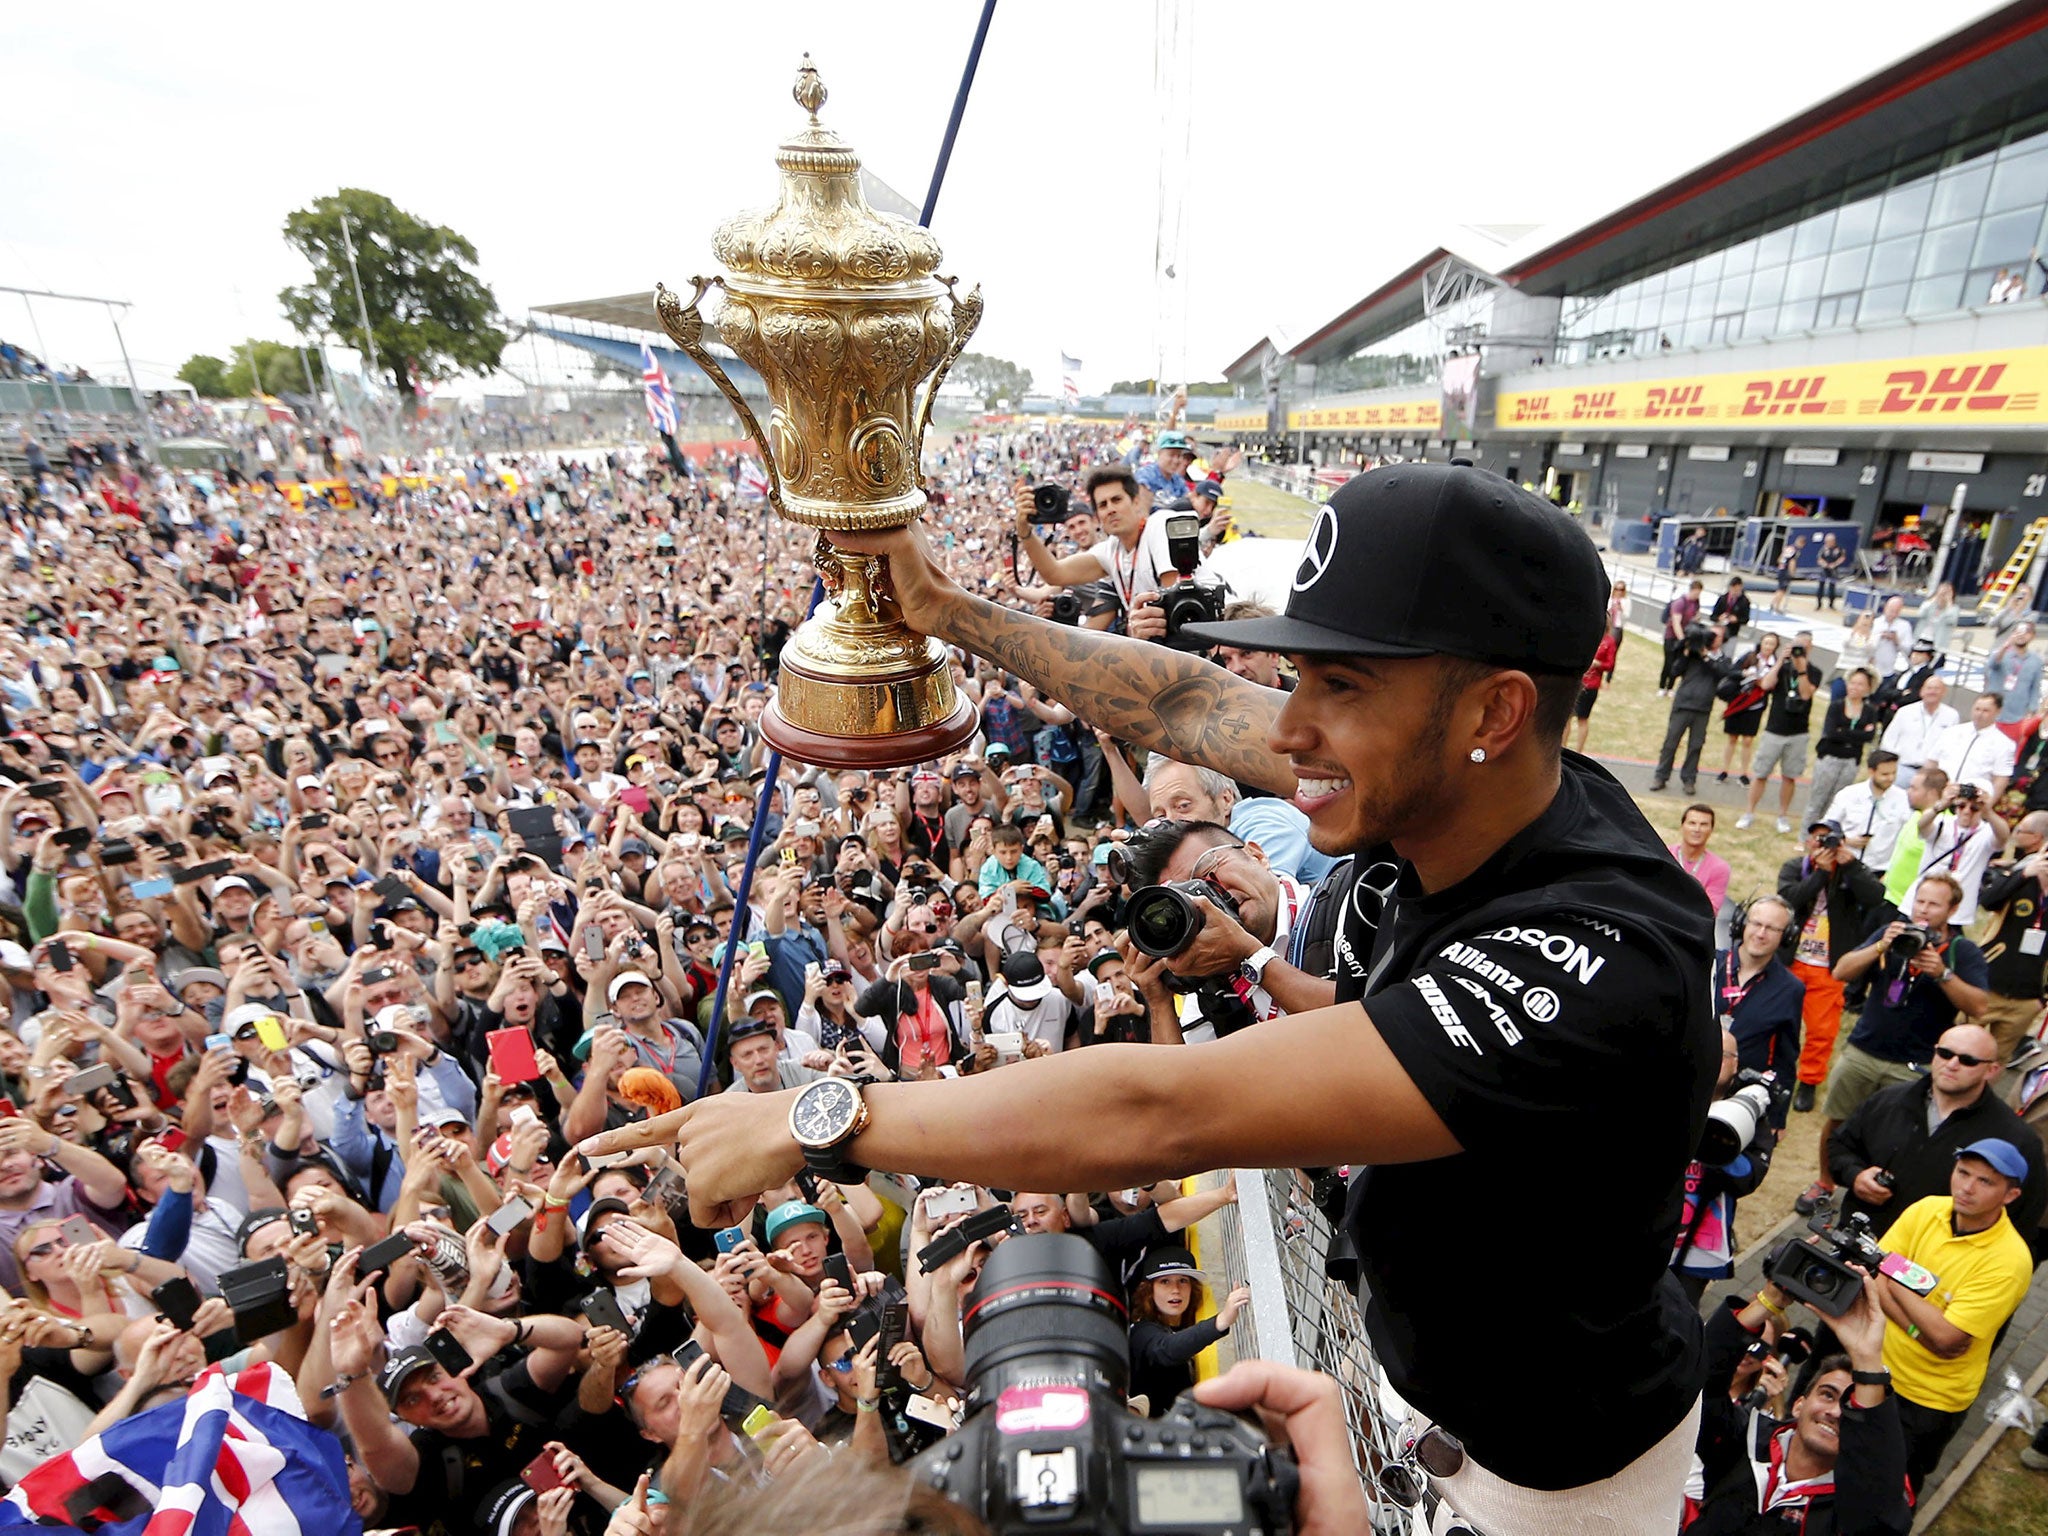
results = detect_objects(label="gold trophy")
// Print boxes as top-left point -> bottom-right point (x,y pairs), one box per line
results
656,56 -> 983,768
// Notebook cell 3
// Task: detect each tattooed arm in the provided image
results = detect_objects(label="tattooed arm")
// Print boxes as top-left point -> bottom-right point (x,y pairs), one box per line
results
841,524 -> 1295,796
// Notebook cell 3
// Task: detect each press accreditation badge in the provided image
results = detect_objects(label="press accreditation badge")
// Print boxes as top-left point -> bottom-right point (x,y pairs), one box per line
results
2021,928 -> 2044,955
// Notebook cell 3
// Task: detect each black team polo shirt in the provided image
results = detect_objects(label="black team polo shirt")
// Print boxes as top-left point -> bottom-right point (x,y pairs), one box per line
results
1335,752 -> 1718,1490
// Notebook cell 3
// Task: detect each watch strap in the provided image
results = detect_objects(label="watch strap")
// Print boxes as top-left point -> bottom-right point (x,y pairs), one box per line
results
801,1145 -> 867,1184
1239,946 -> 1278,985
1849,1367 -> 1892,1387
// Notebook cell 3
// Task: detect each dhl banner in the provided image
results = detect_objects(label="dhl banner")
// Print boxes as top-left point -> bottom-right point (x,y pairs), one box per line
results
1285,396 -> 1442,433
1213,406 -> 1270,431
1495,346 -> 2048,431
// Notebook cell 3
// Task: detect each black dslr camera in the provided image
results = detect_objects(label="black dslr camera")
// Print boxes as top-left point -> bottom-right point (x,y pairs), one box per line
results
912,1234 -> 1297,1535
1029,484 -> 1072,524
1681,620 -> 1716,657
1124,881 -> 1243,969
1156,512 -> 1227,651
1886,923 -> 1936,964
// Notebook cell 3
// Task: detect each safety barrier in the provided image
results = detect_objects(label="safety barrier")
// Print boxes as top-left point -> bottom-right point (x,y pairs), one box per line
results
1200,1167 -> 1421,1533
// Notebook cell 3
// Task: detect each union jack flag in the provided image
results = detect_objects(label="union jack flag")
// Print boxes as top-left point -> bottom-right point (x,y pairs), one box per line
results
735,455 -> 771,501
641,343 -> 679,436
0,1362 -> 360,1536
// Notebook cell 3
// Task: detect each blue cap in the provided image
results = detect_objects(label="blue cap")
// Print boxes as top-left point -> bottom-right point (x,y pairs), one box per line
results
1155,429 -> 1192,452
1956,1138 -> 2028,1181
763,1200 -> 829,1245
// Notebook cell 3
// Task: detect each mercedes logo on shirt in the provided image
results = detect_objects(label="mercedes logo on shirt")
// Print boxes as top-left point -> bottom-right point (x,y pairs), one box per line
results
1294,506 -> 1339,592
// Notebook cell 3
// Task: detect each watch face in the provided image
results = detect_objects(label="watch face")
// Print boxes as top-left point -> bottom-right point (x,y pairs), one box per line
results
791,1079 -> 858,1148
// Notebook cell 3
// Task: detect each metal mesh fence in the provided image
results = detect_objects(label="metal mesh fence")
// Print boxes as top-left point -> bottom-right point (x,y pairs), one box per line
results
1202,1168 -> 1422,1534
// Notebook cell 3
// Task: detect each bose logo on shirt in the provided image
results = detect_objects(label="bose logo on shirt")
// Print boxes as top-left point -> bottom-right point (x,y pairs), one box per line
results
1415,974 -> 1483,1054
1481,926 -> 1607,985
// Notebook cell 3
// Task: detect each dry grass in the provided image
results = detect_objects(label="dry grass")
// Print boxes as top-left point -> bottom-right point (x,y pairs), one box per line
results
1927,1399 -> 2048,1534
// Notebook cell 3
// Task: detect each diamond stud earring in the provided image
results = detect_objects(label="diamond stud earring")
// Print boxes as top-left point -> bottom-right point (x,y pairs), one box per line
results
1469,748 -> 1487,764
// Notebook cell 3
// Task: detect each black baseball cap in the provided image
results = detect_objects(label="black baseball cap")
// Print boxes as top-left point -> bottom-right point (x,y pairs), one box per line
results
1180,463 -> 1606,674
377,1344 -> 437,1401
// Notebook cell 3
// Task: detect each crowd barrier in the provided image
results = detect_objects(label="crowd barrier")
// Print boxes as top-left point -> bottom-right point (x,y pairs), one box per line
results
1193,1167 -> 1422,1533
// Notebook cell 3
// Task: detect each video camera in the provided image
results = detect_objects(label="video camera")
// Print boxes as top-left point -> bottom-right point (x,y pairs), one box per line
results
911,1233 -> 1298,1535
1681,620 -> 1716,657
1762,1198 -> 1938,1317
1699,1068 -> 1790,1163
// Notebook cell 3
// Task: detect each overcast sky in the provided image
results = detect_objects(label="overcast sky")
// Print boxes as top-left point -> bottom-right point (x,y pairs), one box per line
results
2,1 -> 1999,397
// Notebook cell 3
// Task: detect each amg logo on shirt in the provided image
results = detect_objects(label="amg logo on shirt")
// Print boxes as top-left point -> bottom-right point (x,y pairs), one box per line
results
1414,974 -> 1483,1054
1438,941 -> 1524,995
1448,975 -> 1525,1046
1480,925 -> 1608,985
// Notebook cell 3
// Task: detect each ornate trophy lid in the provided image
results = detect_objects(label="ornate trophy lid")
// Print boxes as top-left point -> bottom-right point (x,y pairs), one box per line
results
710,56 -> 943,291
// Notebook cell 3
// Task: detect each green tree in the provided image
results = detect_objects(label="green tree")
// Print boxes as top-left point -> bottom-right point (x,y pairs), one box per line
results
278,188 -> 506,400
177,354 -> 232,397
225,340 -> 307,398
953,351 -> 1034,408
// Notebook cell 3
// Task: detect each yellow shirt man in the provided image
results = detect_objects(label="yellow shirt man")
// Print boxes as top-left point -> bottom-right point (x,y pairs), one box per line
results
1880,1194 -> 2033,1412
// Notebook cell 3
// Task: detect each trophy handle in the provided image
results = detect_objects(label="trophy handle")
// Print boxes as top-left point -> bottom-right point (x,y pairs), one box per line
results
913,278 -> 983,458
655,278 -> 786,515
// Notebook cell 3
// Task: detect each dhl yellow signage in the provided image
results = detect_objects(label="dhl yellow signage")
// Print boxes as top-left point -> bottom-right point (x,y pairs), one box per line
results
1495,346 -> 2048,431
1212,406 -> 1270,431
1285,396 -> 1442,433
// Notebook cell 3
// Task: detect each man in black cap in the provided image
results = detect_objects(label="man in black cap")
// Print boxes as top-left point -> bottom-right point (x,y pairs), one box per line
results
589,463 -> 1719,1531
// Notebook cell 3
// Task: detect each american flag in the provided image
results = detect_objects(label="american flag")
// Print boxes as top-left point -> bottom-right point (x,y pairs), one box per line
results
1061,352 -> 1082,404
641,343 -> 679,436
0,1362 -> 359,1536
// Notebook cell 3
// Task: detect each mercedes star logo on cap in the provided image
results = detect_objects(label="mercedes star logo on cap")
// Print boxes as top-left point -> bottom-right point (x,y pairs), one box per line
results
1294,506 -> 1340,592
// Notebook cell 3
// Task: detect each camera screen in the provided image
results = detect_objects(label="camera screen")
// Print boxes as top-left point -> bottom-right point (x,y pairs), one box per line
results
1132,1464 -> 1243,1526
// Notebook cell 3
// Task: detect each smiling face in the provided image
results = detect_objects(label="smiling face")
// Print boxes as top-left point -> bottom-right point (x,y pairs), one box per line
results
391,1361 -> 483,1434
1790,1369 -> 1853,1461
1270,654 -> 1472,852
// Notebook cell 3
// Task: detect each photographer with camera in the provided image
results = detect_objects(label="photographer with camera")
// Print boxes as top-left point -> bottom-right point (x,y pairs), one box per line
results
1777,821 -> 1889,1120
1809,873 -> 1991,1218
1737,630 -> 1821,836
1717,897 -> 1805,1093
1686,1270 -> 1908,1533
1828,1020 -> 2046,1237
605,465 -> 1723,1533
1010,469 -> 1177,641
1972,809 -> 2048,1062
1673,1029 -> 1786,1304
1900,775 -> 2006,924
1652,618 -> 1736,796
1110,818 -> 1337,1041
1868,1139 -> 2036,1491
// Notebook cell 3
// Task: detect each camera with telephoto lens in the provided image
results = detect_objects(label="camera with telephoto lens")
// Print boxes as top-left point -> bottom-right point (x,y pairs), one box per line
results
1762,1202 -> 1894,1317
1049,590 -> 1083,626
1699,1067 -> 1790,1163
911,1233 -> 1297,1535
1030,484 -> 1071,524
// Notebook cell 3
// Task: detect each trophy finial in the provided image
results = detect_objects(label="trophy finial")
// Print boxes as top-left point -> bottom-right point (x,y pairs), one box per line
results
794,55 -> 826,122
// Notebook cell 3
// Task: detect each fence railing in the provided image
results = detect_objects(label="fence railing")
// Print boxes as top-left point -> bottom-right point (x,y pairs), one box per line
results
1200,1167 -> 1420,1533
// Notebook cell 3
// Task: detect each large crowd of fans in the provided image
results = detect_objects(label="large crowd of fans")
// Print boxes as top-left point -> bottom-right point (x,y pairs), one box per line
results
3,398 -> 2047,1536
